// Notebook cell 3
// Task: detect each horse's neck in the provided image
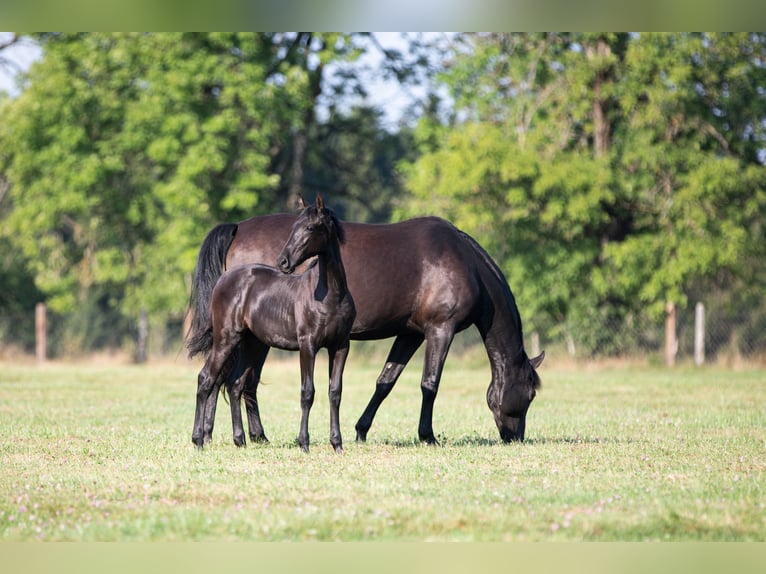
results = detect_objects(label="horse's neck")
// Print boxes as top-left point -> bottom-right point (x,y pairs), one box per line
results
479,271 -> 526,371
316,242 -> 348,300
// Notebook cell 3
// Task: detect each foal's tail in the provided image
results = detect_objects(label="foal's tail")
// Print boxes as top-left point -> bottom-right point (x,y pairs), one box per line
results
185,222 -> 238,358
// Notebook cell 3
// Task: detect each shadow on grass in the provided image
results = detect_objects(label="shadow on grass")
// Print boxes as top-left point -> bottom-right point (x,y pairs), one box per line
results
199,432 -> 629,451
364,434 -> 629,448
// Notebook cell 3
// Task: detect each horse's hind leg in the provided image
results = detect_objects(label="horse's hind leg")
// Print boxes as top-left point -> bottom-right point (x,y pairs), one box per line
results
192,362 -> 216,448
192,331 -> 240,449
201,380 -> 219,444
227,345 -> 250,447
355,333 -> 424,442
192,349 -> 232,448
243,339 -> 270,444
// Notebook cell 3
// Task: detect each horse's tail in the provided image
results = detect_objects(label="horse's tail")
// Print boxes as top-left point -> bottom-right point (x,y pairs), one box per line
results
185,222 -> 238,358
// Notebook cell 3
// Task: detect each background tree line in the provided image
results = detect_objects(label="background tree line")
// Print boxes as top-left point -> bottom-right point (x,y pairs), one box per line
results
1,32 -> 764,360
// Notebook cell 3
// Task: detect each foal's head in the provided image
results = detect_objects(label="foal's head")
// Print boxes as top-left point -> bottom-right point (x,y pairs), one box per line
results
277,194 -> 345,274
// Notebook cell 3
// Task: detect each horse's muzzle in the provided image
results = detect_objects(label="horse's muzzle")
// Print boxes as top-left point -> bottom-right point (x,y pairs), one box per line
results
277,254 -> 294,274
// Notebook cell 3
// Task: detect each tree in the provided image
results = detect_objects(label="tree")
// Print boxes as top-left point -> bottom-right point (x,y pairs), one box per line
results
398,33 -> 766,355
0,32 -> 430,356
304,105 -> 416,223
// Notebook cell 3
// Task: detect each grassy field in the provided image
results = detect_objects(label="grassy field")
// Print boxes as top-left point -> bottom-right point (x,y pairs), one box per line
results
0,350 -> 764,542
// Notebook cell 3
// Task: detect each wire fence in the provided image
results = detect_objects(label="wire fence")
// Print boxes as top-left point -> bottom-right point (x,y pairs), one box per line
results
527,298 -> 766,365
3,296 -> 765,365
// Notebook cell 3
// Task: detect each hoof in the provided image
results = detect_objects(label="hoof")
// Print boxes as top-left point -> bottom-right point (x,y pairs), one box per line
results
419,434 -> 440,446
250,434 -> 269,444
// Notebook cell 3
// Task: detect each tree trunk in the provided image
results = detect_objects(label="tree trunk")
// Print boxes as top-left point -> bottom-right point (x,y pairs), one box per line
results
586,37 -> 612,159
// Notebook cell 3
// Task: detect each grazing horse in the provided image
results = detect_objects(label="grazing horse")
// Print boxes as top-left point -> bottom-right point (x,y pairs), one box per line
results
187,208 -> 544,446
190,195 -> 355,453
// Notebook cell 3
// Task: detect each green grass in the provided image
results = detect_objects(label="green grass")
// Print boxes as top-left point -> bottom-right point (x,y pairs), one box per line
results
0,353 -> 764,541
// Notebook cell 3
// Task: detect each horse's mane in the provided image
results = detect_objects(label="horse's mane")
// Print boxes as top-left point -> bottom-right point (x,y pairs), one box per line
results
458,229 -> 525,350
328,209 -> 346,244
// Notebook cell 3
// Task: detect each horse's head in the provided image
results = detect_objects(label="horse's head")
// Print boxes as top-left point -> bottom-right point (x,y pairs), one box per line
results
487,350 -> 544,442
278,194 -> 345,274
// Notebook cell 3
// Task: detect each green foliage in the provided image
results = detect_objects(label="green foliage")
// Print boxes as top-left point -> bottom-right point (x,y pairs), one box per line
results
399,33 -> 766,355
0,33 -> 416,355
1,33 -> 283,320
2,33 -> 765,358
305,106 -> 415,223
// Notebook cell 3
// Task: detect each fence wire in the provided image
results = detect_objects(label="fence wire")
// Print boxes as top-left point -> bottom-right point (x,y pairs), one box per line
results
530,298 -> 765,363
3,296 -> 765,364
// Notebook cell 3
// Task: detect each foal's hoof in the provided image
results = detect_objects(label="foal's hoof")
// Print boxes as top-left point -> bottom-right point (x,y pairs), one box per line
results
419,434 -> 441,446
332,444 -> 344,454
250,434 -> 269,444
355,430 -> 368,442
233,436 -> 247,448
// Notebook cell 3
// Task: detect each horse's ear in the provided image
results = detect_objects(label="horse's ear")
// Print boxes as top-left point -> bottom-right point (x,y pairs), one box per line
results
315,193 -> 324,212
529,350 -> 545,369
298,195 -> 307,209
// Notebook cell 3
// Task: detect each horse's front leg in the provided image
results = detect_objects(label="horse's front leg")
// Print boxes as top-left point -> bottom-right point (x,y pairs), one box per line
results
418,325 -> 455,445
327,341 -> 350,453
355,333 -> 423,442
297,343 -> 316,453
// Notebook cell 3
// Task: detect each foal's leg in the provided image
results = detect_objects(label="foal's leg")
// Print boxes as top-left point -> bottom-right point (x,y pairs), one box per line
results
296,343 -> 317,453
327,341 -> 350,453
201,380 -> 219,444
355,333 -> 424,442
201,343 -> 241,443
226,336 -> 268,446
227,347 -> 251,448
417,325 -> 455,445
192,360 -> 218,448
242,339 -> 270,444
192,328 -> 241,448
192,341 -> 237,448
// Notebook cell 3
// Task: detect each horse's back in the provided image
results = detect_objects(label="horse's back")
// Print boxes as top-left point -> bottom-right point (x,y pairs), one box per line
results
227,214 -> 483,337
228,213 -> 297,270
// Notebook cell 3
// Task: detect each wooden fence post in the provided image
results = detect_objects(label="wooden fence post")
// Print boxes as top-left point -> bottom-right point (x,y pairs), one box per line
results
136,309 -> 148,363
694,302 -> 705,366
35,302 -> 47,364
665,301 -> 677,367
531,331 -> 540,358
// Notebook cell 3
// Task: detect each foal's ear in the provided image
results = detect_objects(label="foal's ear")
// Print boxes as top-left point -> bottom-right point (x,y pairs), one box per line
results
298,195 -> 307,209
315,193 -> 324,212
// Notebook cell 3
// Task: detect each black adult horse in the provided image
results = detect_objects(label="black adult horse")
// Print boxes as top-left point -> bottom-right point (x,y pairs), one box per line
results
187,209 -> 544,445
191,195 -> 355,453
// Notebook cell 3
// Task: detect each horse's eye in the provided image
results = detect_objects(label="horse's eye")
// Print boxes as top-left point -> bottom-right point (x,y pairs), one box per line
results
306,224 -> 316,232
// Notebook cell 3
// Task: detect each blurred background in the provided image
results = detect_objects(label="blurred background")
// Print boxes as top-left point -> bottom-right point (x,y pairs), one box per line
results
1,33 -> 764,364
